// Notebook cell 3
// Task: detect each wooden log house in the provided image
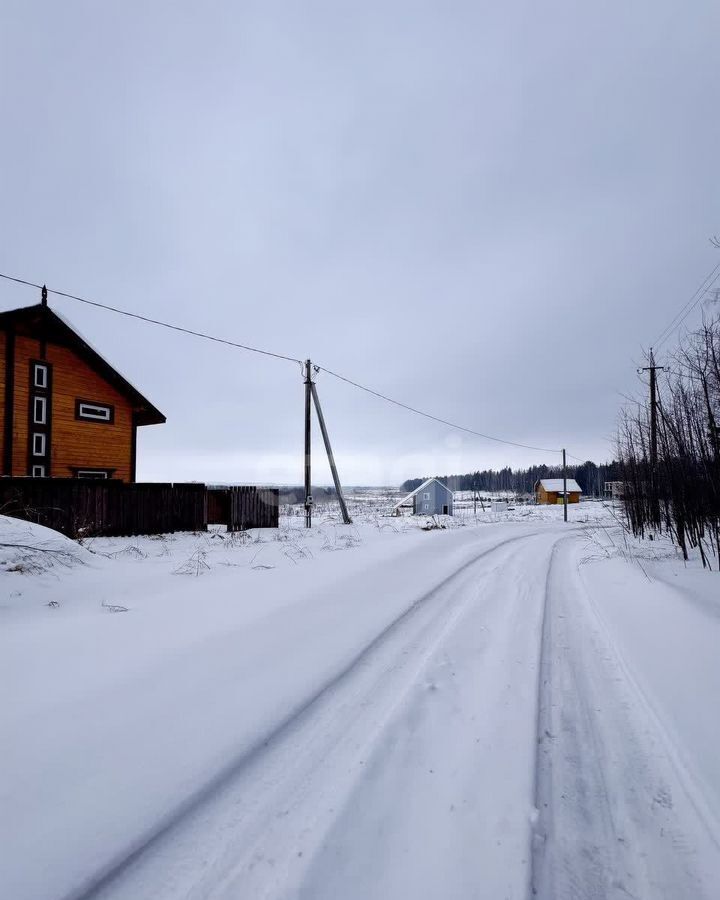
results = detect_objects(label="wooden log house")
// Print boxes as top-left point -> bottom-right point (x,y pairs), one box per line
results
0,298 -> 165,481
534,478 -> 582,505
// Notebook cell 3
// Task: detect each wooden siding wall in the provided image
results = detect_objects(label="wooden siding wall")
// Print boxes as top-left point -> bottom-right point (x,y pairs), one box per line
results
9,336 -> 135,479
0,479 -> 207,537
536,487 -> 581,505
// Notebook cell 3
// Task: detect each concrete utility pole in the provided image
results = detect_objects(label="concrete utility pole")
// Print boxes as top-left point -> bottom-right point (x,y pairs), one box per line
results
639,349 -> 665,474
310,380 -> 352,525
304,359 -> 312,528
562,448 -> 568,523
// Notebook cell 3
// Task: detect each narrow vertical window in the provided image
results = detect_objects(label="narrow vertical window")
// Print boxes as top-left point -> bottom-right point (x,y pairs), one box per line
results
33,396 -> 47,424
32,433 -> 46,456
33,364 -> 48,389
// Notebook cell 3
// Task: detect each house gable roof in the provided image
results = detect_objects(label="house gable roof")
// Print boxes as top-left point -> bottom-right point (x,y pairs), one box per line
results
537,478 -> 582,493
0,303 -> 165,426
393,477 -> 453,510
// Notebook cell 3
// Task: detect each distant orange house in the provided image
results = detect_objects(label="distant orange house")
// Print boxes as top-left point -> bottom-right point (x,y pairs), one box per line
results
0,299 -> 165,481
535,478 -> 582,505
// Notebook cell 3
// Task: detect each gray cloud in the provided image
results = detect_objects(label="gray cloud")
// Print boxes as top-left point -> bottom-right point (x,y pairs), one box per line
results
2,0 -> 719,485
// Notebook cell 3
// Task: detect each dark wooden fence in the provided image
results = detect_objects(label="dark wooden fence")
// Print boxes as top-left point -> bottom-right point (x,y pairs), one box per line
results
210,486 -> 279,531
0,479 -> 279,538
207,488 -> 230,525
0,479 -> 207,538
229,486 -> 278,530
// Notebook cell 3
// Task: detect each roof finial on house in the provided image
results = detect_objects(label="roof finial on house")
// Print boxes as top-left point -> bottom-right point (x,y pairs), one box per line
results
41,285 -> 48,307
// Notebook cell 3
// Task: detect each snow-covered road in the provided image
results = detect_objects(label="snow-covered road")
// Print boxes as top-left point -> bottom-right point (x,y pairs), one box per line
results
87,529 -> 555,900
2,518 -> 720,900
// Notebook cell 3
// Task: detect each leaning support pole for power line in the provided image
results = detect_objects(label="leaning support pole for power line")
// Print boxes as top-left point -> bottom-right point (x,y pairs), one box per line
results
304,359 -> 312,528
562,448 -> 568,523
310,379 -> 352,525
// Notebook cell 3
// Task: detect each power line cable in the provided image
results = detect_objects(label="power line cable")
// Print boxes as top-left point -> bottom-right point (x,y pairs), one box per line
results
315,364 -> 561,454
652,261 -> 720,352
653,265 -> 717,349
1,270 -> 566,455
0,272 -> 302,364
566,452 -> 587,464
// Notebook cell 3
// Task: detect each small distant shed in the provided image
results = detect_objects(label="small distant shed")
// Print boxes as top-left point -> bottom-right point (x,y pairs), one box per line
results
535,478 -> 582,505
393,478 -> 454,516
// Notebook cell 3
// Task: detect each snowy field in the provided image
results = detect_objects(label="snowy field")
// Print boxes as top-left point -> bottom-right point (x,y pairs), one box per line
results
1,498 -> 720,899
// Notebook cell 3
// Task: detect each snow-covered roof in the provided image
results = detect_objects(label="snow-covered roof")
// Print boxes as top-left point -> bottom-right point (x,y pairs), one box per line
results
538,478 -> 582,493
393,477 -> 453,510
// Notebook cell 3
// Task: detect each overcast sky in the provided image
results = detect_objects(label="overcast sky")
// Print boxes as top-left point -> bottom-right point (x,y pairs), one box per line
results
2,1 -> 719,485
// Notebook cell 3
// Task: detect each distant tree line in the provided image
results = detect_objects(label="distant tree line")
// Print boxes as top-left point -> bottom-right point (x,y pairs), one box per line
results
278,486 -> 336,505
401,459 -> 621,497
619,316 -> 720,565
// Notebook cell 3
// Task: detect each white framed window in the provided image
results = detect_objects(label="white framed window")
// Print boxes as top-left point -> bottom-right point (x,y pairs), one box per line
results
76,470 -> 108,479
424,502 -> 429,510
32,464 -> 46,477
32,433 -> 46,456
423,492 -> 430,500
33,363 -> 48,389
76,401 -> 113,422
33,395 -> 47,424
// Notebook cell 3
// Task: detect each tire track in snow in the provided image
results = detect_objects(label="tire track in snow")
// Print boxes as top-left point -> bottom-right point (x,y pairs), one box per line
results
66,529 -> 546,900
531,537 -> 720,900
294,529 -> 562,900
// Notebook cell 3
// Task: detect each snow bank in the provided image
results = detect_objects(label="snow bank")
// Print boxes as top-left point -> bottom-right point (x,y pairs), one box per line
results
0,514 -> 91,580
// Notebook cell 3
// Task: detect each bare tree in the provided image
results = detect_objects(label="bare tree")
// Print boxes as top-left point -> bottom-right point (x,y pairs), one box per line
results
619,317 -> 720,566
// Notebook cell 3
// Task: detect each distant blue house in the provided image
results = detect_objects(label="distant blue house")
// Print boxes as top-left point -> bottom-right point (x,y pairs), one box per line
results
393,478 -> 454,516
